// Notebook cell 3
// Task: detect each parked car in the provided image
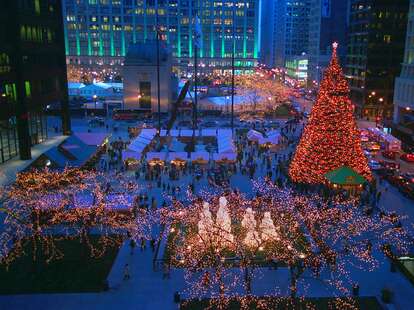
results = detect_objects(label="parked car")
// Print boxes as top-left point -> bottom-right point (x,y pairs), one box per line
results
400,153 -> 414,163
379,160 -> 400,171
385,174 -> 406,187
369,160 -> 382,170
401,173 -> 414,184
376,167 -> 395,177
398,181 -> 414,199
382,151 -> 398,160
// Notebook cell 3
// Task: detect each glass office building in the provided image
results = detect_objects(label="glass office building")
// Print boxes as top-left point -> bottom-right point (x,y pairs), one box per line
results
63,0 -> 261,74
0,0 -> 70,164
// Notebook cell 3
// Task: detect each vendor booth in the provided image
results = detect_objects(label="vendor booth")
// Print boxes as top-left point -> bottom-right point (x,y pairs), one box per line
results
324,166 -> 367,194
167,152 -> 188,167
191,151 -> 210,165
146,152 -> 166,167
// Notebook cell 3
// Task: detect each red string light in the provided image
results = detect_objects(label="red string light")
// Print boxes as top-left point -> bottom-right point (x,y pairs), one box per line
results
289,43 -> 372,184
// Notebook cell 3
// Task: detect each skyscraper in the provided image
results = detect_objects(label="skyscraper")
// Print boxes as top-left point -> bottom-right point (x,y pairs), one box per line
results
273,0 -> 311,68
393,0 -> 414,144
63,0 -> 261,74
0,0 -> 70,163
259,0 -> 274,67
308,0 -> 349,87
346,0 -> 409,121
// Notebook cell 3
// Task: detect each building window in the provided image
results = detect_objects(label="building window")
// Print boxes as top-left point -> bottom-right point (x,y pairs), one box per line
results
35,0 -> 40,15
25,81 -> 31,98
139,81 -> 151,109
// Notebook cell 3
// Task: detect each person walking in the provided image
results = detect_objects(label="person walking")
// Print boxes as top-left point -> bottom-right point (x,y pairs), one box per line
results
123,263 -> 130,280
130,239 -> 136,255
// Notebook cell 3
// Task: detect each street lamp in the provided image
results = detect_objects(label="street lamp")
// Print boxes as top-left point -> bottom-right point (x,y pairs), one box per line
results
226,96 -> 230,114
93,94 -> 97,110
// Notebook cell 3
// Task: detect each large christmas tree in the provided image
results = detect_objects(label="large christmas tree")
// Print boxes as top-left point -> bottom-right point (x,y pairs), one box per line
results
289,43 -> 372,184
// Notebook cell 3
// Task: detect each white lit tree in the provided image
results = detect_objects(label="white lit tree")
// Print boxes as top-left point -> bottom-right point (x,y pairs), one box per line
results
215,196 -> 234,245
241,208 -> 261,248
260,211 -> 278,242
198,202 -> 214,242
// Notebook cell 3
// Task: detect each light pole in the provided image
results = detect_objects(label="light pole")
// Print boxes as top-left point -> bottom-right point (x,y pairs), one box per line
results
231,0 -> 235,134
93,94 -> 97,111
156,9 -> 162,133
226,96 -> 230,114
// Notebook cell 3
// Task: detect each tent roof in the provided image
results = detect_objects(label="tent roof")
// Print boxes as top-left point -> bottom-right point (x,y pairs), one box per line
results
146,152 -> 167,161
213,152 -> 236,162
201,129 -> 217,137
324,166 -> 366,185
42,135 -> 97,168
191,151 -> 210,161
247,129 -> 263,141
122,150 -> 141,161
180,129 -> 195,137
127,129 -> 156,152
167,152 -> 188,162
74,132 -> 108,146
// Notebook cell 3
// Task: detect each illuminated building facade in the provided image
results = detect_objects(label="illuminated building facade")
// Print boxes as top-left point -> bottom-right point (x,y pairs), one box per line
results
63,0 -> 261,74
0,0 -> 70,163
393,0 -> 414,144
345,0 -> 409,121
273,0 -> 311,68
307,0 -> 349,87
285,55 -> 308,86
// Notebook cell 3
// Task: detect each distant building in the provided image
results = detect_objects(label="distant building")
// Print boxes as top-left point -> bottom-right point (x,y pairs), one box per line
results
346,0 -> 409,121
62,0 -> 261,75
68,82 -> 123,100
259,0 -> 275,67
273,0 -> 311,68
0,0 -> 70,163
393,0 -> 414,145
285,55 -> 308,86
123,42 -> 172,113
308,0 -> 350,87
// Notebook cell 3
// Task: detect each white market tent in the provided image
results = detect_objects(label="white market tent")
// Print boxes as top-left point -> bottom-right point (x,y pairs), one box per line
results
170,129 -> 180,137
180,129 -> 195,137
213,152 -> 237,162
167,152 -> 189,162
191,151 -> 210,163
259,130 -> 281,145
201,129 -> 217,137
146,152 -> 167,162
126,128 -> 157,156
247,129 -> 263,142
122,150 -> 142,161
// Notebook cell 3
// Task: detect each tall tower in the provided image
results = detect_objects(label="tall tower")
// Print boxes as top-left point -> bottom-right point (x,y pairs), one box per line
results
273,0 -> 311,68
393,0 -> 414,145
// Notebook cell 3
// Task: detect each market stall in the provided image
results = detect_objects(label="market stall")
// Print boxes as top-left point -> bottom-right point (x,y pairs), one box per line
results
324,166 -> 367,194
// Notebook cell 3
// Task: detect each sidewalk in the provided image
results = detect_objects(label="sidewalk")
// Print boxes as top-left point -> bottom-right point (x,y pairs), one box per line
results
0,135 -> 67,186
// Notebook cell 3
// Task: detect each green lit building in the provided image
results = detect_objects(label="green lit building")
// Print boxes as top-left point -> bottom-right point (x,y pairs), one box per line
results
285,55 -> 308,86
63,0 -> 261,74
0,0 -> 70,163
